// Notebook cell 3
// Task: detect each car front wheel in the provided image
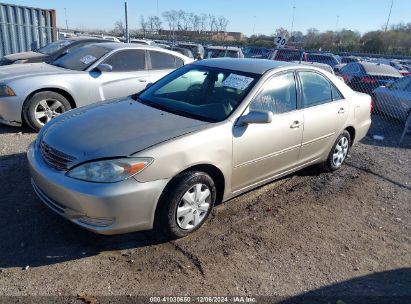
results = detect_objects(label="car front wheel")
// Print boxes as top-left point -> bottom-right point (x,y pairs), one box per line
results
158,171 -> 216,239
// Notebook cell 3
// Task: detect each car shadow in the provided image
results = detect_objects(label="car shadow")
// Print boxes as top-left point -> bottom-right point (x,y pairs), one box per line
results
0,149 -> 329,269
363,113 -> 411,149
279,268 -> 411,304
0,124 -> 35,135
0,152 -> 169,269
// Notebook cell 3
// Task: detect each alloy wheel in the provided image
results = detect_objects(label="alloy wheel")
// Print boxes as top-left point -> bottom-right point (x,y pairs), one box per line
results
34,99 -> 65,125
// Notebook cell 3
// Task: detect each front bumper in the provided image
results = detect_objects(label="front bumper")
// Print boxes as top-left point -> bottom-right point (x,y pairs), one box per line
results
27,142 -> 168,235
0,96 -> 23,126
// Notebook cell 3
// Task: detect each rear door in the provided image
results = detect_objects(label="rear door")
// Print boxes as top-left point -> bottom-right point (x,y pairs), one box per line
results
148,50 -> 185,84
92,49 -> 149,100
297,70 -> 348,164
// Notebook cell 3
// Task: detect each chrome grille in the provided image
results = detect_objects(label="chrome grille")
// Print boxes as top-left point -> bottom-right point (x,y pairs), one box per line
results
40,142 -> 76,170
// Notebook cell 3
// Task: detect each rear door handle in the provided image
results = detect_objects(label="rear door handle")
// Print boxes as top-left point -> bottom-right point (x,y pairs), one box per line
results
338,108 -> 346,114
290,121 -> 304,128
138,79 -> 147,82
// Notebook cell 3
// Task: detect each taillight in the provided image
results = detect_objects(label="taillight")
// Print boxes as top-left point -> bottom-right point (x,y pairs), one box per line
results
361,77 -> 377,84
342,75 -> 349,83
370,97 -> 374,112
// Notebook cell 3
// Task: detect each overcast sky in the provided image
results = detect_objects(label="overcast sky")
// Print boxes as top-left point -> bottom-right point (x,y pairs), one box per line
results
7,0 -> 410,35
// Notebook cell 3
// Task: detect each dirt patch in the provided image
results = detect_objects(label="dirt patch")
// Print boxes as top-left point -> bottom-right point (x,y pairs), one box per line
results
0,116 -> 409,299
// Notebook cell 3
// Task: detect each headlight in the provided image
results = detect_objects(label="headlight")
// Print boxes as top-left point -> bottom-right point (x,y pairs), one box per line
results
0,84 -> 16,97
66,158 -> 153,183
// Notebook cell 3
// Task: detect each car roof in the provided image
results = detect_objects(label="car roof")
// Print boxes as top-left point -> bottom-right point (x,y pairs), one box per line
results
68,36 -> 109,42
192,58 -> 294,75
206,46 -> 242,51
87,42 -> 165,51
358,61 -> 402,76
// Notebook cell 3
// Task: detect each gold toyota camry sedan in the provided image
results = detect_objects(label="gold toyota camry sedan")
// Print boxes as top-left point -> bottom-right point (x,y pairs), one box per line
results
28,58 -> 372,238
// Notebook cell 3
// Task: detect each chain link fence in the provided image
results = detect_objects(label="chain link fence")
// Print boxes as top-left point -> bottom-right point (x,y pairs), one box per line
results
0,25 -> 410,148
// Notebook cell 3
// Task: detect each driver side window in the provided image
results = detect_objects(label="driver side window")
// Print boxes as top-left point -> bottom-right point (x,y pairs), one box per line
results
250,72 -> 297,114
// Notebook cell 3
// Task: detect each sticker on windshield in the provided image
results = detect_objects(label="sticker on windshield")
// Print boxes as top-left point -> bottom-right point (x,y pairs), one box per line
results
80,55 -> 97,65
222,74 -> 254,90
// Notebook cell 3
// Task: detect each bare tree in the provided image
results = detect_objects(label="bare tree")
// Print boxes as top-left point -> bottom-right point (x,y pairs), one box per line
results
217,16 -> 229,32
113,20 -> 125,35
176,10 -> 186,31
162,10 -> 178,39
199,14 -> 208,33
152,16 -> 162,32
140,16 -> 148,37
208,14 -> 217,32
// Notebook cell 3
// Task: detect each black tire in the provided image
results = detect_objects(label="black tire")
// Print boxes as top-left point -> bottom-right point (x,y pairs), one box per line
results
322,130 -> 351,172
157,171 -> 216,239
23,91 -> 71,132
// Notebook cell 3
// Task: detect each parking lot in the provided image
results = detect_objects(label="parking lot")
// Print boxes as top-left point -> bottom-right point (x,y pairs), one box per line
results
0,114 -> 409,299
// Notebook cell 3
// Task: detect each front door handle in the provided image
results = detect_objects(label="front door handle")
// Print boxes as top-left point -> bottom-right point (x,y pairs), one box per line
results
290,121 -> 304,128
338,107 -> 346,114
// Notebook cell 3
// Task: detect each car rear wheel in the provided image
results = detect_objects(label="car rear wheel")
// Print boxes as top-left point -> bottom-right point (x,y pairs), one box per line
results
23,91 -> 71,131
323,130 -> 351,172
157,171 -> 216,239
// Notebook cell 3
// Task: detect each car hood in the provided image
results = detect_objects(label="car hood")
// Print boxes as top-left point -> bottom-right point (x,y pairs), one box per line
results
40,97 -> 210,166
4,51 -> 47,62
0,62 -> 72,82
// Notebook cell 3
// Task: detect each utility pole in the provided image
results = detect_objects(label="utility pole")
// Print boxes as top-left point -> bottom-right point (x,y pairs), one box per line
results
124,1 -> 129,42
335,15 -> 340,32
385,0 -> 394,32
290,5 -> 296,39
64,8 -> 68,31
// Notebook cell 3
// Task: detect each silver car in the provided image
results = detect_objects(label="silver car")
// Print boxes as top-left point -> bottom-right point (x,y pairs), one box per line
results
27,58 -> 372,238
373,76 -> 411,122
0,43 -> 192,130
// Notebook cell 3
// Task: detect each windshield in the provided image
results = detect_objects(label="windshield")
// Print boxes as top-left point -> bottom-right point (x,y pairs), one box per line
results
138,65 -> 260,122
307,55 -> 339,67
206,49 -> 240,58
51,45 -> 111,71
275,50 -> 302,61
38,40 -> 73,55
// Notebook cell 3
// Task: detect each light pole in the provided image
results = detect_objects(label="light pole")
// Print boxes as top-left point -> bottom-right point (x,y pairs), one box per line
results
124,1 -> 129,42
335,15 -> 340,32
385,0 -> 394,32
64,8 -> 68,31
290,5 -> 296,39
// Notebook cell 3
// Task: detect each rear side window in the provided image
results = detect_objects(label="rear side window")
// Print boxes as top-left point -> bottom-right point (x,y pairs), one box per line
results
299,71 -> 335,107
103,50 -> 145,71
150,51 -> 182,69
250,72 -> 297,114
275,50 -> 302,61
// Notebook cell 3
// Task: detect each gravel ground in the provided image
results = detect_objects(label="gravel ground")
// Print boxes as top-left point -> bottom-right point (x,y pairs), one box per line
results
0,114 -> 410,302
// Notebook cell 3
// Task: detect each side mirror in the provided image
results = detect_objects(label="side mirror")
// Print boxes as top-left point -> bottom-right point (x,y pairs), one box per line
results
145,82 -> 153,89
96,63 -> 113,72
238,110 -> 273,126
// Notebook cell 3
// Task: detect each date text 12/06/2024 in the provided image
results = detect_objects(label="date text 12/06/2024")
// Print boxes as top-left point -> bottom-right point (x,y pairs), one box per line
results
149,296 -> 257,303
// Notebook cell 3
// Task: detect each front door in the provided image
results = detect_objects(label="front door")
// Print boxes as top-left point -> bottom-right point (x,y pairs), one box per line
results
232,72 -> 303,192
92,49 -> 149,100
